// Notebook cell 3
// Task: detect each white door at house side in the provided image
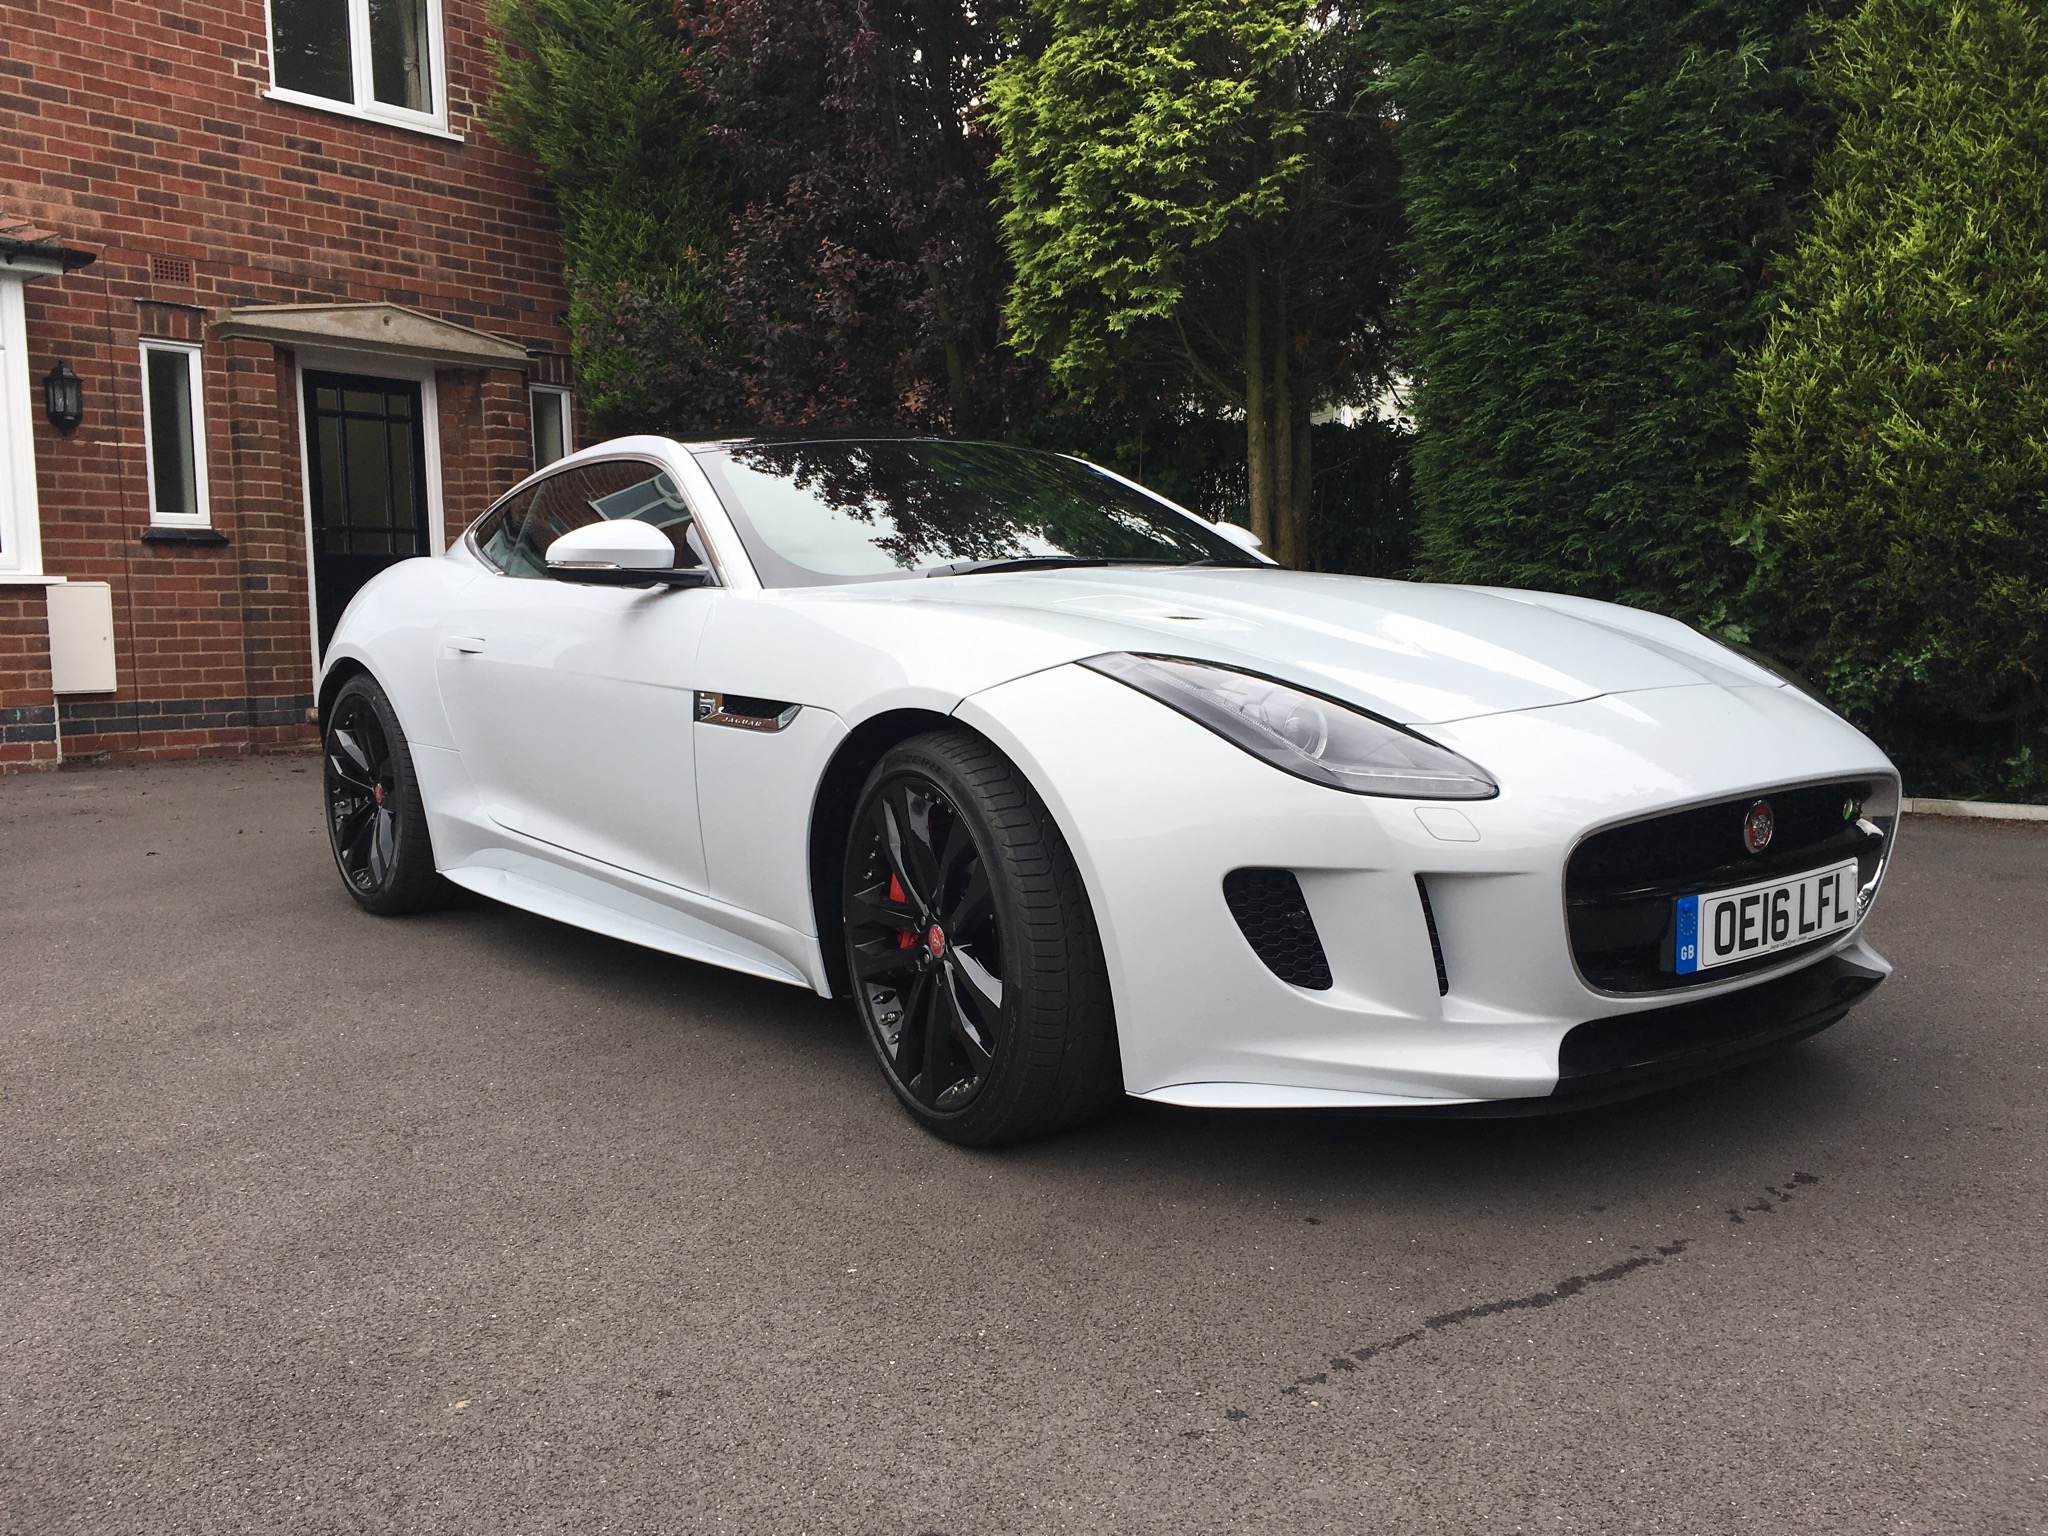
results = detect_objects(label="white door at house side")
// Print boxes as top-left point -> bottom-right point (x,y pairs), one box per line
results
0,273 -> 46,578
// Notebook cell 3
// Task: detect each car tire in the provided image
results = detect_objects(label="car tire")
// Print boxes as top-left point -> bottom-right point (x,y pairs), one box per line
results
842,729 -> 1122,1145
322,672 -> 447,916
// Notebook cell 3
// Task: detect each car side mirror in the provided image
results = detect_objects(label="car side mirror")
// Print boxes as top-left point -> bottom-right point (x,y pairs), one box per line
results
544,520 -> 710,587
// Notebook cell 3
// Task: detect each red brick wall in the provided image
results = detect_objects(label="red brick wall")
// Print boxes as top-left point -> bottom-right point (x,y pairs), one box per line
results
436,364 -> 536,540
0,591 -> 57,769
0,0 -> 571,768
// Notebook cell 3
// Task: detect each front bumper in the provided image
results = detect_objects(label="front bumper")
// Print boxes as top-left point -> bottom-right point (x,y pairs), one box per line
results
1555,949 -> 1885,1102
1399,950 -> 1887,1116
957,665 -> 1900,1110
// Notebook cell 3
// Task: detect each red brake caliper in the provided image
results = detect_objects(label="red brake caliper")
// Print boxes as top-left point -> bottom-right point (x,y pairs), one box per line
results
889,874 -> 916,948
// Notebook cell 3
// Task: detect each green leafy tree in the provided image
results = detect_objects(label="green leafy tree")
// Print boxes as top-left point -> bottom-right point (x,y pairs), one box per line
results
989,0 -> 1403,565
1380,0 -> 1829,616
1743,0 -> 2048,799
487,0 -> 736,430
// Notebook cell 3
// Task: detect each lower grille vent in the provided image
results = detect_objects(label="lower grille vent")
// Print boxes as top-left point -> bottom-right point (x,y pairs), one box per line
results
1223,868 -> 1332,990
1416,876 -> 1450,995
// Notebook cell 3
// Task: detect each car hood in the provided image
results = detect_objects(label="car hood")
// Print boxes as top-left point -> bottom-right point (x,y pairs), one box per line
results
848,566 -> 1782,725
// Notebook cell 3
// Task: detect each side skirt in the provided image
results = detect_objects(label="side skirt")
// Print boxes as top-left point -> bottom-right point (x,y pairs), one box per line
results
442,850 -> 826,993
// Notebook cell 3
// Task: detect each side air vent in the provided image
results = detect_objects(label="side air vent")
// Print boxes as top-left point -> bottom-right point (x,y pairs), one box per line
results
693,691 -> 800,731
1222,868 -> 1332,990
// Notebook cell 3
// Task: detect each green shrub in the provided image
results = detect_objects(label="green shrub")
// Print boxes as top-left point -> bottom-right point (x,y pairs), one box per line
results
1742,0 -> 2048,800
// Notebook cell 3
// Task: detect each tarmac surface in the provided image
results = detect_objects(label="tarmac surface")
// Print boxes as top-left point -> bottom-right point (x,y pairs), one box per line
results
1,755 -> 2043,1534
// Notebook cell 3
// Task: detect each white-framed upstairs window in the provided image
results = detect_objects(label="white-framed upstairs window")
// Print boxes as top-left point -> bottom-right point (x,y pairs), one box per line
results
531,385 -> 573,469
264,0 -> 454,139
140,341 -> 211,527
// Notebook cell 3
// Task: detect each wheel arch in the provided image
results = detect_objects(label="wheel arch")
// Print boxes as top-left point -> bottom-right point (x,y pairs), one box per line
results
807,708 -> 959,998
316,657 -> 371,731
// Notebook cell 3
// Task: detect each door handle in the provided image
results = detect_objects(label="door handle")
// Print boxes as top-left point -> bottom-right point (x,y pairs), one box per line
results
447,635 -> 487,655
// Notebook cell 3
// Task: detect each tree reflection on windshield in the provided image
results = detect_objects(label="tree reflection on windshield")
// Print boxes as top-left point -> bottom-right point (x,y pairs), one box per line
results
697,439 -> 1254,587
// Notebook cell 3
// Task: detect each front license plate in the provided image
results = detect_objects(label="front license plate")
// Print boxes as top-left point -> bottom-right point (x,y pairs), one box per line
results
1674,858 -> 1861,975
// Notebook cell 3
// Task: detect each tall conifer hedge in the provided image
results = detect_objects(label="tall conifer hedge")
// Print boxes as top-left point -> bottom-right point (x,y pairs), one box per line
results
1379,1 -> 1827,618
487,0 -> 733,429
1744,0 -> 2048,799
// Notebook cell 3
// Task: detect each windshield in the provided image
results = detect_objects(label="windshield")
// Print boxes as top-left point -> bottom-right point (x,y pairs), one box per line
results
691,439 -> 1259,587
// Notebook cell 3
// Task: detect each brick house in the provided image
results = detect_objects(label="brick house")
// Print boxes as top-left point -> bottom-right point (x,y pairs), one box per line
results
1,0 -> 576,769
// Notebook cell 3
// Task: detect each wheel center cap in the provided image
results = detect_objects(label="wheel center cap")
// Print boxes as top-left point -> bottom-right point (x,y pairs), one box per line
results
373,783 -> 385,805
926,926 -> 946,960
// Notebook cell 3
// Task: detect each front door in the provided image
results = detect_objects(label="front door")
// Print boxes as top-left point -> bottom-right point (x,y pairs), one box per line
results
304,370 -> 430,654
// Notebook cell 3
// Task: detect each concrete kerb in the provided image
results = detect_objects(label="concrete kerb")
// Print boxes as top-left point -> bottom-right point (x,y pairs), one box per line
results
1901,797 -> 2048,822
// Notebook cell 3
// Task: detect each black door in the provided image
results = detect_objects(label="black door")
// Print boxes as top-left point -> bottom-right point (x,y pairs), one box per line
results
304,370 -> 431,654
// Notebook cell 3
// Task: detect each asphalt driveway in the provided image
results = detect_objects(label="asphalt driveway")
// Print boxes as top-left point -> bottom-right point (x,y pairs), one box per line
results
2,757 -> 2043,1534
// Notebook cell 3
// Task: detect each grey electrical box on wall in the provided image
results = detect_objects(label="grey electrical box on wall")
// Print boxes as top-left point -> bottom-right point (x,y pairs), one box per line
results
46,581 -> 116,695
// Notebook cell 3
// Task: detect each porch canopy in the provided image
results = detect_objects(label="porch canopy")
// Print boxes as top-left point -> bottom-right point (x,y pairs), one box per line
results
211,302 -> 528,369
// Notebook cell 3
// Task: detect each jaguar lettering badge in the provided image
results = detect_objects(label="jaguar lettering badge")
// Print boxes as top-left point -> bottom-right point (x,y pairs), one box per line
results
1743,799 -> 1775,855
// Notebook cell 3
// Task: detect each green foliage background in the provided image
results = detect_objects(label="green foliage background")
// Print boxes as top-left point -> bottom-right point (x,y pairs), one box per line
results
989,0 -> 1327,399
1743,0 -> 2048,799
988,0 -> 1403,564
1378,0 -> 1834,620
481,0 -> 2048,797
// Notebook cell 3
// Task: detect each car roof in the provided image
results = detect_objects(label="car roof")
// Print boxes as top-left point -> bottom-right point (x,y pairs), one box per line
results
675,431 -> 1029,453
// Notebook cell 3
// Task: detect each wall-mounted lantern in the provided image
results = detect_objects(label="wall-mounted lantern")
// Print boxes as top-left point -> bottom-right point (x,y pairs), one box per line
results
43,362 -> 83,434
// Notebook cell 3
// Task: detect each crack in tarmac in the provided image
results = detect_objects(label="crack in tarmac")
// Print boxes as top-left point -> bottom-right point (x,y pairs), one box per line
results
1242,1171 -> 1825,1418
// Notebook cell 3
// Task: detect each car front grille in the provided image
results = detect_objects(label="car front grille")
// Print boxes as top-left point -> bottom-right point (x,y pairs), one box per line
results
1565,780 -> 1888,994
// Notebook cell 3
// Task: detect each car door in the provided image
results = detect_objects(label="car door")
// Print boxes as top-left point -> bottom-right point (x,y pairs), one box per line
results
435,455 -> 720,891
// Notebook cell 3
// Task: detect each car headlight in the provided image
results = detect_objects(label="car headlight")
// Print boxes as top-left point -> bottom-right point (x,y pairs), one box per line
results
1080,653 -> 1499,800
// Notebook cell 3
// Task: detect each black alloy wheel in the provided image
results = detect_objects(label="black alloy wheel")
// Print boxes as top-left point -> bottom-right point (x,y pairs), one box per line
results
842,730 -> 1119,1145
322,673 -> 444,915
848,773 -> 1005,1114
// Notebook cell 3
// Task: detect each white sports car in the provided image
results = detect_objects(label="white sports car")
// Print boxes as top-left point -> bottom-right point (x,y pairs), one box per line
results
319,434 -> 1899,1143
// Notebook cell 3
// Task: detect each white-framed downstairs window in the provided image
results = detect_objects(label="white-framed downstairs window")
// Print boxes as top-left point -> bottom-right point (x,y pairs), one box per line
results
140,341 -> 210,527
531,385 -> 573,469
265,0 -> 452,137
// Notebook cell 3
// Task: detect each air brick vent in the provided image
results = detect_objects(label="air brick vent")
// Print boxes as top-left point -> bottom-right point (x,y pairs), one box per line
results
150,254 -> 192,284
1222,868 -> 1332,990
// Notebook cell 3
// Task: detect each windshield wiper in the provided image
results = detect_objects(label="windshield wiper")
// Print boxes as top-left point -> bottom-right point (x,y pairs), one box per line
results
925,556 -> 1172,578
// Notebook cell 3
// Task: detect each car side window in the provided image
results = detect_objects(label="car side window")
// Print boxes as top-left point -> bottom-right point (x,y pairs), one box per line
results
470,482 -> 541,573
501,460 -> 709,579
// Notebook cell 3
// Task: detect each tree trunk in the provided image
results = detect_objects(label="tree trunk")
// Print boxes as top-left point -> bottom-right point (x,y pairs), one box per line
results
1271,272 -> 1296,567
1291,409 -> 1313,569
1243,257 -> 1273,549
943,338 -> 970,431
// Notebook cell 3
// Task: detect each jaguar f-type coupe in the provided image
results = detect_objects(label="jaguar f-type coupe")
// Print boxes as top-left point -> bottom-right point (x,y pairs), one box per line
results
318,435 -> 1898,1143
